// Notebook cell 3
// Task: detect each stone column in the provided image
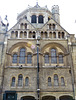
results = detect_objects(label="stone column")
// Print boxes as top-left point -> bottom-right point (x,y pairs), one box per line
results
47,31 -> 49,38
27,31 -> 29,39
56,31 -> 58,39
18,31 -> 20,38
19,24 -> 20,29
52,31 -> 53,38
56,98 -> 59,100
37,16 -> 38,24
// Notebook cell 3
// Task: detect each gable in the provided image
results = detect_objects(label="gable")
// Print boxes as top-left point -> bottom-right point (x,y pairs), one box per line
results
8,18 -> 35,33
41,18 -> 69,36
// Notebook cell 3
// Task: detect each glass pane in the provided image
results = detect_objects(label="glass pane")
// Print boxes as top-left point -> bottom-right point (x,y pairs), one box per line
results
59,54 -> 63,63
51,49 -> 57,64
31,15 -> 37,23
61,77 -> 65,86
19,48 -> 25,64
18,75 -> 23,86
38,15 -> 44,23
12,54 -> 17,63
11,77 -> 15,87
25,77 -> 29,86
27,54 -> 32,64
48,77 -> 51,86
45,54 -> 49,63
54,75 -> 59,86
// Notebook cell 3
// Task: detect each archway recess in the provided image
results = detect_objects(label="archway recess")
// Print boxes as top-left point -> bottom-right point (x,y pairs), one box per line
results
59,95 -> 73,100
21,96 -> 36,100
42,96 -> 56,100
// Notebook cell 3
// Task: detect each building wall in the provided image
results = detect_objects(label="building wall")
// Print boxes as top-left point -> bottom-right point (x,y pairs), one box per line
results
0,4 -> 76,100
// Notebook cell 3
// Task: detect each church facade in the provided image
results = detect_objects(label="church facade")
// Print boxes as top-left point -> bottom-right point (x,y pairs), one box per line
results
0,3 -> 76,100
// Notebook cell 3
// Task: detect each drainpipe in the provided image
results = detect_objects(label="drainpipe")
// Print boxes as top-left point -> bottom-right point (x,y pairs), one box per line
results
36,36 -> 40,100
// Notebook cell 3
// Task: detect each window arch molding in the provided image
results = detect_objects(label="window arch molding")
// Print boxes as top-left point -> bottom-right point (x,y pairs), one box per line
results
18,74 -> 23,87
48,77 -> 52,86
60,76 -> 65,86
54,74 -> 59,86
49,47 -> 58,56
41,42 -> 67,54
49,47 -> 58,54
18,47 -> 26,54
25,77 -> 29,86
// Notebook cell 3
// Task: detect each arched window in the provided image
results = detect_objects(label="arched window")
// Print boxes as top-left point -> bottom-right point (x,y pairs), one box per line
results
11,31 -> 14,38
21,23 -> 24,29
44,54 -> 49,64
48,77 -> 51,86
49,24 -> 51,29
53,24 -> 55,30
58,32 -> 60,38
27,54 -> 32,64
15,31 -> 18,38
32,31 -> 35,38
25,77 -> 29,86
24,31 -> 27,38
59,54 -> 63,63
61,77 -> 65,86
41,31 -> 43,38
20,31 -> 23,38
19,48 -> 25,64
24,23 -> 27,29
53,32 -> 56,38
11,77 -> 15,87
38,15 -> 44,23
31,15 -> 37,23
54,74 -> 59,86
51,49 -> 57,64
62,32 -> 64,38
44,32 -> 47,38
12,54 -> 18,63
18,74 -> 23,86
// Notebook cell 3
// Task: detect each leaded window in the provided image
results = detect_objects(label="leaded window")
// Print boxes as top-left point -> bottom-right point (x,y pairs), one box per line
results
31,15 -> 37,23
59,54 -> 63,63
44,54 -> 49,64
19,48 -> 25,64
27,54 -> 32,64
54,74 -> 59,86
38,15 -> 44,23
51,49 -> 57,64
25,77 -> 29,86
12,54 -> 18,63
48,77 -> 51,86
11,77 -> 15,87
18,74 -> 23,86
53,24 -> 55,30
61,77 -> 65,86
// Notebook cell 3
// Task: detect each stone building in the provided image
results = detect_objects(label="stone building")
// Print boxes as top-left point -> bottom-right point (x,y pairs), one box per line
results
0,2 -> 76,100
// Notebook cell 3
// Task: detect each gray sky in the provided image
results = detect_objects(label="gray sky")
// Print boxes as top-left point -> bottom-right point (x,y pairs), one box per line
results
0,0 -> 76,35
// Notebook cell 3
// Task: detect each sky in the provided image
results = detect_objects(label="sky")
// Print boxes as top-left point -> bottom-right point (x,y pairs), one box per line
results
0,0 -> 76,35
